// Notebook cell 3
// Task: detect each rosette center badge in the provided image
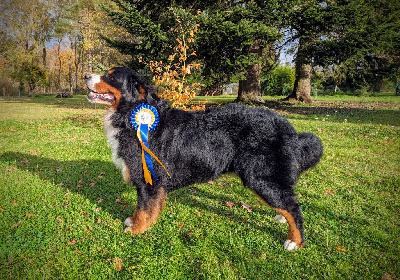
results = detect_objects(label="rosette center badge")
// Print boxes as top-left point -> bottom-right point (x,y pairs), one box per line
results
130,104 -> 160,132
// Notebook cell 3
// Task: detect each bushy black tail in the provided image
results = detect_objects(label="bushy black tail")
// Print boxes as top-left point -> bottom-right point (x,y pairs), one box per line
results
297,133 -> 323,172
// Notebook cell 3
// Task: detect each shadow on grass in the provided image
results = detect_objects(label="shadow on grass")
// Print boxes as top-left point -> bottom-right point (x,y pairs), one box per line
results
169,187 -> 284,240
0,151 -> 133,221
260,100 -> 400,126
0,152 -> 285,239
0,95 -> 103,110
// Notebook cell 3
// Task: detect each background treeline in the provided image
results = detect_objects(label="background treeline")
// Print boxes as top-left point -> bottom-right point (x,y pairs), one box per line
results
0,0 -> 399,99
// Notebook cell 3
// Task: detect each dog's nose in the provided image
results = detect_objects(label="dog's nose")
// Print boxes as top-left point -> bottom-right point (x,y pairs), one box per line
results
85,74 -> 91,80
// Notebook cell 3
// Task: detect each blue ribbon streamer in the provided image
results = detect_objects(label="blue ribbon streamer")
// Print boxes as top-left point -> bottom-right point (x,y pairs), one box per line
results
139,124 -> 159,182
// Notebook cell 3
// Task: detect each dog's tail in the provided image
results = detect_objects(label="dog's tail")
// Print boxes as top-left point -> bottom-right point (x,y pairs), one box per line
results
297,133 -> 323,172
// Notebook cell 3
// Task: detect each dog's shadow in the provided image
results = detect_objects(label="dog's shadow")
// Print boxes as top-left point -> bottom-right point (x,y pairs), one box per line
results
0,151 -> 134,221
1,151 -> 284,239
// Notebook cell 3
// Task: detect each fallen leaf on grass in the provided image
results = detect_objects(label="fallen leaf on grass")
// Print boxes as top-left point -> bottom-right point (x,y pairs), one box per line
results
97,198 -> 103,203
336,245 -> 347,252
11,220 -> 21,229
325,189 -> 335,195
75,249 -> 82,254
115,198 -> 122,204
175,223 -> 184,227
56,167 -> 62,172
240,201 -> 252,213
381,274 -> 396,280
80,210 -> 89,216
225,201 -> 235,208
0,206 -> 5,212
114,258 -> 123,271
68,240 -> 77,245
62,200 -> 70,209
25,212 -> 33,218
12,200 -> 17,205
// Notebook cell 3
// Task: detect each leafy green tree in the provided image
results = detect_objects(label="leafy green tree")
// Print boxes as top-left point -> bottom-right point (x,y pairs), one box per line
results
282,0 -> 336,103
196,2 -> 282,102
329,0 -> 400,93
11,62 -> 47,96
284,0 -> 399,102
103,0 -> 286,102
0,0 -> 59,94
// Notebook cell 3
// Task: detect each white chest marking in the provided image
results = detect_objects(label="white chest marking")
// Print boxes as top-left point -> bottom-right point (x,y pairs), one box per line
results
104,109 -> 129,183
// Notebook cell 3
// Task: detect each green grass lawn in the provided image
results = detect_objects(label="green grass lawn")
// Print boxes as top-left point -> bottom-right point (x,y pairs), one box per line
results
0,94 -> 399,279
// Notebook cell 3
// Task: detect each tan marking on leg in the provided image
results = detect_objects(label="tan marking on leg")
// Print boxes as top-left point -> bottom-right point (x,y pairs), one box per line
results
125,188 -> 167,235
251,190 -> 303,248
124,209 -> 150,234
274,208 -> 303,247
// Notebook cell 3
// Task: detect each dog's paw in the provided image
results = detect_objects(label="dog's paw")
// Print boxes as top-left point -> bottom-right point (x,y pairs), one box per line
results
124,226 -> 135,234
274,214 -> 287,223
283,240 -> 298,251
124,217 -> 134,227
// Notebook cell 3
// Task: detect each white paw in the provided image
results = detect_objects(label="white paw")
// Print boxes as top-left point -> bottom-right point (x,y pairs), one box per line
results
124,217 -> 133,227
274,214 -> 287,223
284,240 -> 298,251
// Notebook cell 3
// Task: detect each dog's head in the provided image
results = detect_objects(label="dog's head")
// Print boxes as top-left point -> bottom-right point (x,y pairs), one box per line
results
85,66 -> 156,108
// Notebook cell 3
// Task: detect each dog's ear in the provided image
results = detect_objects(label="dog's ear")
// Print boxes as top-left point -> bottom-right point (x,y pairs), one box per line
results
123,75 -> 139,103
137,85 -> 147,101
138,85 -> 159,105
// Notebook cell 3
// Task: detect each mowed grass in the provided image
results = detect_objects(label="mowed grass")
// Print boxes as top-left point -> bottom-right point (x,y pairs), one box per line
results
0,94 -> 399,279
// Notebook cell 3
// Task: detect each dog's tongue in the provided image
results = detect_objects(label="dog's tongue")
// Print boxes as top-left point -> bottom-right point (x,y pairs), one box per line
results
87,92 -> 115,103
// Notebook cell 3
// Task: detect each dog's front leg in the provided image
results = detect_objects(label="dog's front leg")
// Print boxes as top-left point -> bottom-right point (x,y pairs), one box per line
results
124,186 -> 167,235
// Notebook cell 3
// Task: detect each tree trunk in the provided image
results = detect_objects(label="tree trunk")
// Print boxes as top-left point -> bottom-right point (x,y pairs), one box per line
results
57,40 -> 62,90
87,7 -> 93,73
236,44 -> 264,103
237,64 -> 263,103
284,63 -> 313,103
68,44 -> 73,95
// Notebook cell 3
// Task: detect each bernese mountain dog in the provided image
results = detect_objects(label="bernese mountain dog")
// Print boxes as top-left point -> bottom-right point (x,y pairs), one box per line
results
85,66 -> 323,250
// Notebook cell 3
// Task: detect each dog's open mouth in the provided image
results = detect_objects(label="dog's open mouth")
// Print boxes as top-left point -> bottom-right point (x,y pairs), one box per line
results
87,91 -> 115,104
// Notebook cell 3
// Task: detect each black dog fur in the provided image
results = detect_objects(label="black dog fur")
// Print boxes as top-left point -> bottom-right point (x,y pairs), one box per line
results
85,66 -> 323,250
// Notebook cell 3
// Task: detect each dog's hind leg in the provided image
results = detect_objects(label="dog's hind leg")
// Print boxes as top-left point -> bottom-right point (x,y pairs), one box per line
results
124,186 -> 167,235
249,181 -> 304,250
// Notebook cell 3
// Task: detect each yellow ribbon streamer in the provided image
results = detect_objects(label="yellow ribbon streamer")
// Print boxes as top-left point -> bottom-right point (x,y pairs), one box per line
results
137,124 -> 171,185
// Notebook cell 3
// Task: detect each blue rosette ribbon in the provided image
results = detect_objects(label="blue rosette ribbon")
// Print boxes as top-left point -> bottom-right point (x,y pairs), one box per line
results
130,104 -> 170,185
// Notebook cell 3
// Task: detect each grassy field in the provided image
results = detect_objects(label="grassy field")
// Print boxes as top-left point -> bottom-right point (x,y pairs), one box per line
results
0,94 -> 399,279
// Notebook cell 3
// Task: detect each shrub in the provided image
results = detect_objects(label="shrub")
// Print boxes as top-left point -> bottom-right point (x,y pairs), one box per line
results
149,9 -> 204,110
262,65 -> 295,95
